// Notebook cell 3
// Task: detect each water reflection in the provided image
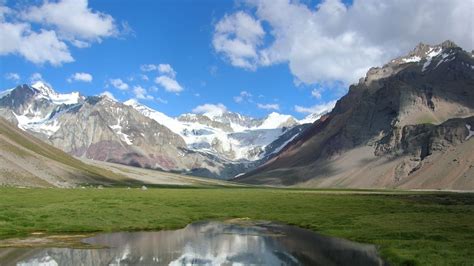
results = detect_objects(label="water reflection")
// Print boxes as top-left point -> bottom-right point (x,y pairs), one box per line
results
0,221 -> 383,265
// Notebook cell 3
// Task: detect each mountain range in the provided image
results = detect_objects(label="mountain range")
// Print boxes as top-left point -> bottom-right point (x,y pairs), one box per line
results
1,40 -> 473,189
0,81 -> 317,179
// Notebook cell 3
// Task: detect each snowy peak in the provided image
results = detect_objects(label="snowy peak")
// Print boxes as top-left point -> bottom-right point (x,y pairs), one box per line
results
124,99 -> 184,135
31,81 -> 55,96
258,112 -> 297,129
393,40 -> 460,65
31,81 -> 81,105
362,41 -> 464,85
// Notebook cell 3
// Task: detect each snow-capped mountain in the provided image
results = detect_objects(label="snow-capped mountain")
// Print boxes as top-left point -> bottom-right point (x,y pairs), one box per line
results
0,82 -> 83,137
125,99 -> 304,161
0,83 -> 317,179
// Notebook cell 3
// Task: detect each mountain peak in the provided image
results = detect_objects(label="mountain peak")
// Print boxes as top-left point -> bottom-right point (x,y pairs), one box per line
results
399,40 -> 460,64
31,81 -> 56,96
440,40 -> 459,49
124,98 -> 140,106
28,82 -> 82,105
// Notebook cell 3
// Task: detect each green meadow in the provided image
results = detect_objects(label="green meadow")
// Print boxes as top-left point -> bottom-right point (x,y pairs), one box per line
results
0,187 -> 473,265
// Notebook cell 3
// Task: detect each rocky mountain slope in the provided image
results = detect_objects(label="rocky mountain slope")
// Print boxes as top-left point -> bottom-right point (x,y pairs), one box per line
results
237,41 -> 474,190
0,116 -> 242,188
0,116 -> 131,187
0,82 -> 316,179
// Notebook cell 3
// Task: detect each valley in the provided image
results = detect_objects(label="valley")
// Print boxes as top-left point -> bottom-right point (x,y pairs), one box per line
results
0,187 -> 473,265
0,0 -> 472,265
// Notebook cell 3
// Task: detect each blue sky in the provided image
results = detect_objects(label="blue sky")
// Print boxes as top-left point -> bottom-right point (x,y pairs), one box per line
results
0,0 -> 471,118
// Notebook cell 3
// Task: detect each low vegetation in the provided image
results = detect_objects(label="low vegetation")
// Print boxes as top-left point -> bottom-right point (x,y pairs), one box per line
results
0,187 -> 472,265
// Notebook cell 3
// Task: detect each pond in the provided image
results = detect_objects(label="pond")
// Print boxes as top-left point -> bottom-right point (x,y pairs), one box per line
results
0,221 -> 384,265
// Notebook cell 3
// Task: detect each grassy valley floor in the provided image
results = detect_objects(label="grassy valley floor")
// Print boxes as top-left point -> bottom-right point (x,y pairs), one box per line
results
0,187 -> 472,265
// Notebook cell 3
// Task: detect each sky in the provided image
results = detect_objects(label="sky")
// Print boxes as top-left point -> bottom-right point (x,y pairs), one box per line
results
0,0 -> 472,119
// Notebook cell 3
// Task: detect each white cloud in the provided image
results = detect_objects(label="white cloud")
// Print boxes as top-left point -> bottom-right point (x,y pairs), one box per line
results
0,22 -> 73,66
158,64 -> 176,78
109,78 -> 129,91
155,75 -> 183,93
212,11 -> 265,70
311,88 -> 322,99
30,72 -> 43,82
146,63 -> 183,93
140,64 -> 158,72
0,0 -> 123,65
141,74 -> 149,81
192,103 -> 227,117
295,100 -> 337,114
67,72 -> 92,83
140,63 -> 177,77
155,97 -> 168,104
215,0 -> 473,85
5,72 -> 20,81
257,103 -> 279,111
100,91 -> 116,101
22,0 -> 117,44
133,85 -> 153,100
234,90 -> 253,103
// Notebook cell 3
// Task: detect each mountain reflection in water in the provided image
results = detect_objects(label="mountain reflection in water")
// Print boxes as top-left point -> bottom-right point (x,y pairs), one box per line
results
1,221 -> 384,265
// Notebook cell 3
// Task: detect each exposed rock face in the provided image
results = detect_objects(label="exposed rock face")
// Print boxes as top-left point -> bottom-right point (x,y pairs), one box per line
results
49,96 -> 191,170
0,117 -> 131,188
177,114 -> 234,132
238,41 -> 474,189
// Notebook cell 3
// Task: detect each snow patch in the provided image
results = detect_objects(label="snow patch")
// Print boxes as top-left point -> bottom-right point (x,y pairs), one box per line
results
402,56 -> 421,63
0,88 -> 13,99
110,117 -> 133,145
466,124 -> 474,140
13,107 -> 62,136
31,81 -> 80,105
256,112 -> 293,129
17,255 -> 58,266
421,47 -> 443,72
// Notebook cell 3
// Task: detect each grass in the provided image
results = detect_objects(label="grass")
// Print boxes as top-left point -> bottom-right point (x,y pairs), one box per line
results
0,187 -> 473,265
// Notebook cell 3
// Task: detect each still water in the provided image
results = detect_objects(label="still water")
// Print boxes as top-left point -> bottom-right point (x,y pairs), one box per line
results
0,221 -> 384,266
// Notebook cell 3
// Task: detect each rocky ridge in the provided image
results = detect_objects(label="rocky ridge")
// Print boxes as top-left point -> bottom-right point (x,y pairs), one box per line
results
237,41 -> 474,189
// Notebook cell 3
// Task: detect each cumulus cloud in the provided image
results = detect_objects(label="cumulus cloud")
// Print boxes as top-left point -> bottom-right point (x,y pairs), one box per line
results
100,91 -> 116,101
133,85 -> 153,100
67,72 -> 92,83
192,103 -> 227,117
214,0 -> 473,85
155,76 -> 183,93
234,90 -> 253,103
257,103 -> 279,111
109,78 -> 129,91
4,72 -> 20,81
158,64 -> 176,78
295,100 -> 337,114
22,0 -> 117,44
213,11 -> 265,70
0,22 -> 73,66
0,0 -> 124,65
153,64 -> 183,93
